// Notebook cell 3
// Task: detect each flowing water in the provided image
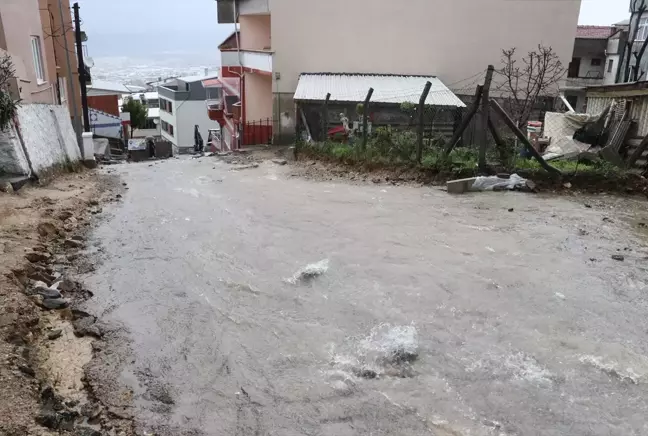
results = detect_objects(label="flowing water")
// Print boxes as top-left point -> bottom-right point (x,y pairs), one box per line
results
83,158 -> 648,435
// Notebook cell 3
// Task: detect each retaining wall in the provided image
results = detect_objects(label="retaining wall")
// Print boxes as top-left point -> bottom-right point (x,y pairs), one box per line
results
0,104 -> 81,177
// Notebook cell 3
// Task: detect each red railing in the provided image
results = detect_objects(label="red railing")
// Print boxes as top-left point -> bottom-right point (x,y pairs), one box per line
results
242,118 -> 273,146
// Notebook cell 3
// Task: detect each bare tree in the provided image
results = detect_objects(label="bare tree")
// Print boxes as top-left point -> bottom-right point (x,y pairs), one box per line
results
623,0 -> 648,82
0,53 -> 20,130
495,45 -> 565,128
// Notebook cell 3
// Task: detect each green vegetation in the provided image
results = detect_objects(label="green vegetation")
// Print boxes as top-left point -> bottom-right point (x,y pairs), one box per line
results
299,132 -> 627,181
121,99 -> 148,136
0,54 -> 20,130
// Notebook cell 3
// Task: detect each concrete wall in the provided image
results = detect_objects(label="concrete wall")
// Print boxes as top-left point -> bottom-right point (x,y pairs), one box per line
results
604,55 -> 621,85
175,100 -> 222,148
271,0 -> 581,94
0,103 -> 81,177
239,0 -> 270,15
159,101 -> 178,146
272,92 -> 295,144
245,72 -> 273,121
577,56 -> 606,78
240,14 -> 271,50
0,123 -> 29,175
0,0 -> 55,104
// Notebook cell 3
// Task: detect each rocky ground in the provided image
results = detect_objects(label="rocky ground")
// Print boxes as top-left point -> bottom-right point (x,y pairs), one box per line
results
0,170 -> 133,436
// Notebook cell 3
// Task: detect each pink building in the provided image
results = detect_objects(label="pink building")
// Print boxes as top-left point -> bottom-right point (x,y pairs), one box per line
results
204,20 -> 273,151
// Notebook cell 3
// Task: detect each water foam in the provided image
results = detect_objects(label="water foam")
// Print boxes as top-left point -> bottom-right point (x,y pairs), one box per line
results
285,259 -> 329,284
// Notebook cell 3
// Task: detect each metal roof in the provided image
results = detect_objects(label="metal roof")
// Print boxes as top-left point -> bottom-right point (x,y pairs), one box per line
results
88,80 -> 131,95
294,73 -> 466,107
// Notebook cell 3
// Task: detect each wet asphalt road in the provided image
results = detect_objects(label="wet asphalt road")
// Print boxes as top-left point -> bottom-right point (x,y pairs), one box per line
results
84,157 -> 648,435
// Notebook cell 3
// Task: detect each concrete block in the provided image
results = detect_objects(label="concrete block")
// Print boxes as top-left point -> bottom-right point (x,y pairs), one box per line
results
446,177 -> 476,194
82,132 -> 96,166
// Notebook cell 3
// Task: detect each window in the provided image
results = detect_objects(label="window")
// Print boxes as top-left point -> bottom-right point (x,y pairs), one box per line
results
608,59 -> 614,73
160,120 -> 174,137
58,77 -> 67,103
637,17 -> 648,41
30,36 -> 45,83
591,58 -> 602,66
160,99 -> 173,114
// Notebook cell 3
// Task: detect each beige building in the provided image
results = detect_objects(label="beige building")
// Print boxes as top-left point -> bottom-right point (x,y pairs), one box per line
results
0,0 -> 56,104
216,0 -> 582,143
39,0 -> 82,120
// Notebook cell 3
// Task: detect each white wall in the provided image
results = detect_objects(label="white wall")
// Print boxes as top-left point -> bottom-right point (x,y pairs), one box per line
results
603,55 -> 621,85
0,104 -> 81,176
176,100 -> 222,148
0,124 -> 30,175
159,105 -> 178,146
271,0 -> 582,94
89,108 -> 122,138
239,0 -> 269,15
577,56 -> 605,79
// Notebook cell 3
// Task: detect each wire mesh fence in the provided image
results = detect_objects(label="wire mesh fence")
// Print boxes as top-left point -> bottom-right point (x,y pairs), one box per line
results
296,76 -> 558,170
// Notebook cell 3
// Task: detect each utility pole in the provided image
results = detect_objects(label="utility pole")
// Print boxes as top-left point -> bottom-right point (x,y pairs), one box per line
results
73,2 -> 90,132
58,0 -> 82,148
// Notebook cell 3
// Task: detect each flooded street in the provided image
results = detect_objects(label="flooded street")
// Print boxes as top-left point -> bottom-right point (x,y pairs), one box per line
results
83,158 -> 648,435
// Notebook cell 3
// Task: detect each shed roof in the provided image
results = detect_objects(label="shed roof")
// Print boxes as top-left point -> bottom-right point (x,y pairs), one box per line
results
576,25 -> 615,39
294,73 -> 465,107
585,81 -> 648,97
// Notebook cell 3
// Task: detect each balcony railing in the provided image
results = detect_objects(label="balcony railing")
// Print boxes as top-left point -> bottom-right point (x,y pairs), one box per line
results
221,49 -> 272,73
564,76 -> 604,88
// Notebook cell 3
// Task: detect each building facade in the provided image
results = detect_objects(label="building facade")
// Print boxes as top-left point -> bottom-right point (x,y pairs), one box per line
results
0,0 -> 56,104
38,0 -> 82,120
215,0 -> 582,144
562,25 -> 629,112
158,75 -> 222,152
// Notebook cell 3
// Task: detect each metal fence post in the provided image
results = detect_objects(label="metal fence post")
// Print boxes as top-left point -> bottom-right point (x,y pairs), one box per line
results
416,81 -> 432,163
322,93 -> 331,142
478,65 -> 494,172
361,88 -> 374,152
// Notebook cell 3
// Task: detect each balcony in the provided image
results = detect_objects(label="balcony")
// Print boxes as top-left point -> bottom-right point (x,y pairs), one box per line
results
221,50 -> 273,73
217,0 -> 269,23
207,99 -> 224,123
564,76 -> 604,89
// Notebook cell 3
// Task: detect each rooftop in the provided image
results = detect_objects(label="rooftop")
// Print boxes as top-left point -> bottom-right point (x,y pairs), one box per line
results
88,80 -> 131,95
576,25 -> 615,39
176,73 -> 219,84
293,73 -> 466,107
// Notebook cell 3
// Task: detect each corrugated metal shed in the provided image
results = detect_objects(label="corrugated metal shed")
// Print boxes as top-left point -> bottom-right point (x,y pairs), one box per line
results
294,73 -> 466,107
587,96 -> 648,137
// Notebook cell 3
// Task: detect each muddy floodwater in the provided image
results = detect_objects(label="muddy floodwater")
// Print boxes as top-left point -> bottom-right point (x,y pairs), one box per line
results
83,158 -> 648,435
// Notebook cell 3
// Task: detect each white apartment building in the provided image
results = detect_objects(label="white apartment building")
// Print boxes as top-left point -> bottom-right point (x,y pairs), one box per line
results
214,0 -> 582,143
158,75 -> 221,152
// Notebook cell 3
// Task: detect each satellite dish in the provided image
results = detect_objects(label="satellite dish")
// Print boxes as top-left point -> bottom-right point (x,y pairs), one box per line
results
153,119 -> 160,125
85,57 -> 95,68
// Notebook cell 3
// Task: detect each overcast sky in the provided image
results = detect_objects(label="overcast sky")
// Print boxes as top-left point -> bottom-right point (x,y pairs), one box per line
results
77,0 -> 630,56
579,0 -> 629,25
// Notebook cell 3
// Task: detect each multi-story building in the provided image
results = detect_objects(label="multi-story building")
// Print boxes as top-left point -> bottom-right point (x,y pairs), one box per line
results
0,0 -> 57,104
158,75 -> 222,153
38,0 -> 82,125
212,0 -> 582,147
562,24 -> 629,111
